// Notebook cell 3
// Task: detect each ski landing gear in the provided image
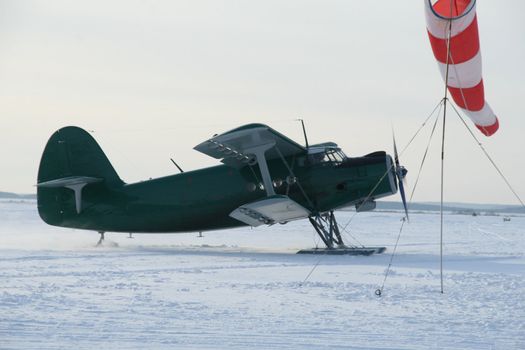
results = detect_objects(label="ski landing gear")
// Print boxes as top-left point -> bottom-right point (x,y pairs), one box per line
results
297,211 -> 386,256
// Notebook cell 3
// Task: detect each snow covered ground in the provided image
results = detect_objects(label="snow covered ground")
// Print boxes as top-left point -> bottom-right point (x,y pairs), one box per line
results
1,199 -> 524,349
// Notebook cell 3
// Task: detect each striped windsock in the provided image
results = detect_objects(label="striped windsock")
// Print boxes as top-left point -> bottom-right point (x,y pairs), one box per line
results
424,0 -> 499,136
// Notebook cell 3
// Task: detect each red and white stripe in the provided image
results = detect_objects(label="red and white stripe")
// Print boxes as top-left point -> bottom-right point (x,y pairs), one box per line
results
424,0 -> 499,136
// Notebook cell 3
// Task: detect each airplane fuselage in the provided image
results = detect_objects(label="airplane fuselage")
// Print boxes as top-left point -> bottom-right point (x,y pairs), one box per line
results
38,153 -> 396,233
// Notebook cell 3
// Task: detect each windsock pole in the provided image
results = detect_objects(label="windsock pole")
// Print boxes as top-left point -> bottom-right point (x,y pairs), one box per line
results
440,5 -> 454,295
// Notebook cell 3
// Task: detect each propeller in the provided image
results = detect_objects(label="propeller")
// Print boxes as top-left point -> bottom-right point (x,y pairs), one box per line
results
392,131 -> 409,222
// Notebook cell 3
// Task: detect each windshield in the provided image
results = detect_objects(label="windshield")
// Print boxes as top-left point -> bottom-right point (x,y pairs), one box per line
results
308,147 -> 346,165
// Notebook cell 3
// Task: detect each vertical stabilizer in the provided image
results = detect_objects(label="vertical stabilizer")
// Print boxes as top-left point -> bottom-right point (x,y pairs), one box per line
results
37,127 -> 123,224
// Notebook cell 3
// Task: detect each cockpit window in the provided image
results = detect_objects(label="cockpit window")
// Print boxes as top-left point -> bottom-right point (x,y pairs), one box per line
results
308,147 -> 347,165
328,149 -> 346,163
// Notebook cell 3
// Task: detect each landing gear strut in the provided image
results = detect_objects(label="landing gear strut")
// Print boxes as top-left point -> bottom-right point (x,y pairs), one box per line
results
308,211 -> 344,248
97,231 -> 105,246
297,211 -> 386,255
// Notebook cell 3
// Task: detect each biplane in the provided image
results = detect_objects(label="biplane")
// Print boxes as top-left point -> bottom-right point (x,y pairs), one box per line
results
36,123 -> 407,254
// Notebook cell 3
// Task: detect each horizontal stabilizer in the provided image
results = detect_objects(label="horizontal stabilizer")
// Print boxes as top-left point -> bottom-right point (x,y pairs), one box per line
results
37,176 -> 103,188
230,195 -> 310,227
37,176 -> 102,214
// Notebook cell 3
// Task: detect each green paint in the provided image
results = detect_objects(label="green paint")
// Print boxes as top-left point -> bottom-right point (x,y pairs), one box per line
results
37,126 -> 397,233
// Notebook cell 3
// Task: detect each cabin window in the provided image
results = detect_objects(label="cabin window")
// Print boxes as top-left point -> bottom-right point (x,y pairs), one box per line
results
308,151 -> 327,164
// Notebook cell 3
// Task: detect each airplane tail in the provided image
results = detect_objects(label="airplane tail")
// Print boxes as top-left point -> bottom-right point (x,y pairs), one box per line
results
37,126 -> 124,226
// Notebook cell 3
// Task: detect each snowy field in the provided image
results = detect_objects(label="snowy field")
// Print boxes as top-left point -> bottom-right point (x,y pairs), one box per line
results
1,199 -> 524,349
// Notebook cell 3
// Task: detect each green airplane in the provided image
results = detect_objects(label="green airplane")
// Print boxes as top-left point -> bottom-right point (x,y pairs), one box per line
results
36,123 -> 407,254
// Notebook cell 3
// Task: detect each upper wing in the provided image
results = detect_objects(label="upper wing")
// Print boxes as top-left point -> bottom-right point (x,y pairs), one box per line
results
194,123 -> 306,168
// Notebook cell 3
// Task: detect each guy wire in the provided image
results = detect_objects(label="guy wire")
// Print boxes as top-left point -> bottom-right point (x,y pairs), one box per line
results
376,109 -> 441,296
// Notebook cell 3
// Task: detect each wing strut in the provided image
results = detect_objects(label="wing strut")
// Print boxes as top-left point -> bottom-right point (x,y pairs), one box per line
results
245,142 -> 276,196
274,146 -> 315,209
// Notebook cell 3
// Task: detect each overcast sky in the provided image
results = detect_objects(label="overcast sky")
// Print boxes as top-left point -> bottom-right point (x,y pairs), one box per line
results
1,0 -> 524,204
